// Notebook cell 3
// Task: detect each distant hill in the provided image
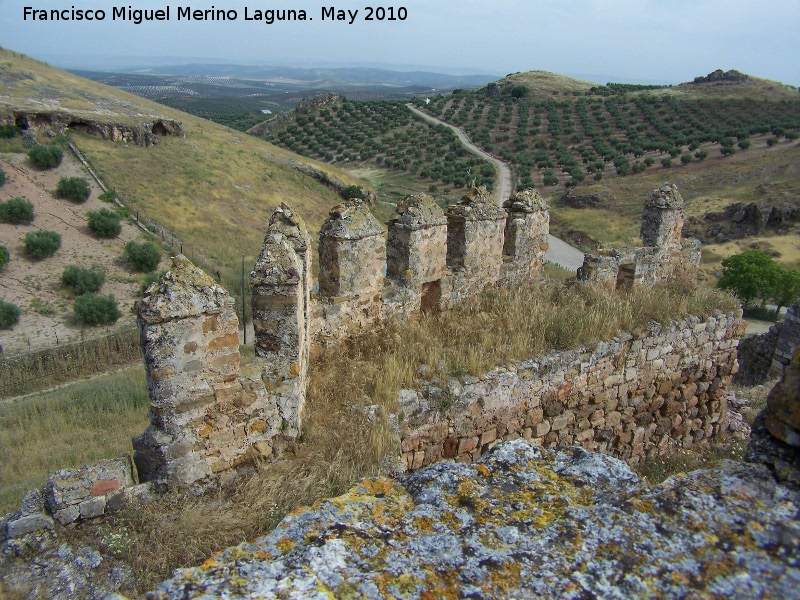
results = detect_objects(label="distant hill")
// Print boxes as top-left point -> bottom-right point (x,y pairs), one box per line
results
489,71 -> 597,100
113,63 -> 497,90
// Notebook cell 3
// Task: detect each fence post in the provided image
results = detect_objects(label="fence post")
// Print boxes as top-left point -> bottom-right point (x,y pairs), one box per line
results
241,255 -> 247,344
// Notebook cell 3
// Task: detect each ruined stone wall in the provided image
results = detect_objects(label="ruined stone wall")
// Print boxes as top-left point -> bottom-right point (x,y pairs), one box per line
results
578,183 -> 701,287
399,310 -> 744,471
312,189 -> 546,340
133,256 -> 296,488
735,302 -> 800,385
769,303 -> 800,376
311,188 -> 550,343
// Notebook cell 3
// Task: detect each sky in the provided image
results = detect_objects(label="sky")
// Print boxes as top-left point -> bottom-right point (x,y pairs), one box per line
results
1,0 -> 799,85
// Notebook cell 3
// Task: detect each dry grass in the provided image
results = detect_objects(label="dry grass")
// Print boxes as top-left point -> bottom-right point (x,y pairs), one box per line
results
0,364 -> 150,513
6,277 -> 737,596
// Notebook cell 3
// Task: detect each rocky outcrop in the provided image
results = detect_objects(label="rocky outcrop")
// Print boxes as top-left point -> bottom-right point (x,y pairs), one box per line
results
692,69 -> 749,84
150,439 -> 800,599
684,201 -> 800,244
562,188 -> 614,209
294,92 -> 345,114
2,110 -> 183,147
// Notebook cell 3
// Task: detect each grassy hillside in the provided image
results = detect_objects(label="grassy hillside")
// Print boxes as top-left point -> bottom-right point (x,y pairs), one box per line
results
0,48 -> 365,280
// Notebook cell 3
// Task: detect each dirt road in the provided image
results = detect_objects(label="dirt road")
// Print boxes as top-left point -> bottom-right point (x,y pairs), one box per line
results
407,104 -> 513,204
406,104 -> 584,271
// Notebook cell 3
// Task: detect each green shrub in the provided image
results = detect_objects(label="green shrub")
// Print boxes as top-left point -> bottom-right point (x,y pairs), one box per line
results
56,177 -> 91,202
0,300 -> 21,329
61,265 -> 105,295
0,166 -> 5,186
73,293 -> 120,325
124,241 -> 161,272
340,184 -> 363,200
0,124 -> 19,138
0,245 -> 9,268
0,197 -> 34,224
28,145 -> 63,169
98,190 -> 115,203
23,230 -> 61,259
87,208 -> 122,238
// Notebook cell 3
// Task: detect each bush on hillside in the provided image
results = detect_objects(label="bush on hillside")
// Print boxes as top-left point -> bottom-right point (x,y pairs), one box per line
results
124,240 -> 161,272
0,197 -> 34,224
0,166 -> 5,186
56,177 -> 91,202
0,300 -> 21,329
340,184 -> 363,200
28,145 -> 63,169
23,230 -> 61,259
0,124 -> 19,138
0,245 -> 9,269
73,293 -> 120,325
87,208 -> 122,238
61,265 -> 105,295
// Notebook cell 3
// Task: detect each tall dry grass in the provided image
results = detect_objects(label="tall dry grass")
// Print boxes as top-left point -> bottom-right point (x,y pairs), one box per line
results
0,365 -> 150,513
83,277 -> 737,596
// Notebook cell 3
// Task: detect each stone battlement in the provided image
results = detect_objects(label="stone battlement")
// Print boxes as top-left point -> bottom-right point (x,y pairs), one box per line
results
133,184 -> 702,488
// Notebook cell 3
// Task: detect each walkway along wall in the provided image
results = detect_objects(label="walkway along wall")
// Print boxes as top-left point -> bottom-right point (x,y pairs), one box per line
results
399,310 -> 745,470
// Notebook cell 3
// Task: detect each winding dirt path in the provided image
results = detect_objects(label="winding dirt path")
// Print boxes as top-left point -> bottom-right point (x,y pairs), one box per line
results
406,104 -> 584,271
407,104 -> 513,204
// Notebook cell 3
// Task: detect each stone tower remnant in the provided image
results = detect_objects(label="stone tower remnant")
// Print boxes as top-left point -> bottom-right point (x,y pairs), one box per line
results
318,198 -> 386,299
502,188 -> 550,281
386,193 -> 448,312
577,183 -> 700,287
446,187 -> 506,299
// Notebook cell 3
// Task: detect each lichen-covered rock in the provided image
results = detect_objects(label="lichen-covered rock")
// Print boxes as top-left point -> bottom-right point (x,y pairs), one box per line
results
319,199 -> 384,241
389,193 -> 447,230
149,440 -> 800,599
137,256 -> 231,324
765,347 -> 800,446
446,186 -> 505,222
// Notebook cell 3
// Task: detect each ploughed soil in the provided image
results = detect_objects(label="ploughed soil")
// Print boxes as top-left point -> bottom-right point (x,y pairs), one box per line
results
0,150 -> 167,356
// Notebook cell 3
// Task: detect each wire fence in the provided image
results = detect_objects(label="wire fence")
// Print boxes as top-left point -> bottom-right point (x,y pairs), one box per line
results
0,326 -> 141,399
68,142 -> 253,326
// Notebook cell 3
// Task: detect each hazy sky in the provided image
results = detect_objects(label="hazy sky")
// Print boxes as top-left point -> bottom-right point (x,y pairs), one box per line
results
2,0 -> 798,84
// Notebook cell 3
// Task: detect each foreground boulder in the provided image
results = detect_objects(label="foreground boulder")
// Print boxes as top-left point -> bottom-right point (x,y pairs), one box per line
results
150,439 -> 800,599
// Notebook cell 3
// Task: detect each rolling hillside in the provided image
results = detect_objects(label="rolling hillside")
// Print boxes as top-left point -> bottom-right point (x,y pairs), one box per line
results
0,48 -> 366,273
0,48 -> 371,355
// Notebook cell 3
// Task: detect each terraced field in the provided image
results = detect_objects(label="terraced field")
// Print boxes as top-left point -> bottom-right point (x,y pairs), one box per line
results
264,99 -> 497,197
421,88 -> 800,192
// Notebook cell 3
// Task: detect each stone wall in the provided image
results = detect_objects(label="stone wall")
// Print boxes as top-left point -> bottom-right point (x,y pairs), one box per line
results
312,188 -> 548,341
735,302 -> 800,384
399,310 -> 744,471
577,183 -> 701,287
